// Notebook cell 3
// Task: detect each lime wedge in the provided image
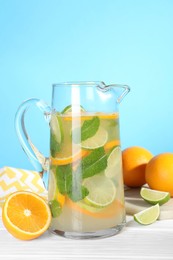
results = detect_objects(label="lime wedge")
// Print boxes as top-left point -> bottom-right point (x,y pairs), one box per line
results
134,204 -> 160,225
140,187 -> 170,205
62,104 -> 85,114
83,174 -> 116,208
81,127 -> 108,149
50,113 -> 63,144
105,146 -> 122,178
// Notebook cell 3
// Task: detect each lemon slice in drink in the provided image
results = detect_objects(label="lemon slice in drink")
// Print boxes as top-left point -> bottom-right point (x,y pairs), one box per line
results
83,174 -> 116,208
81,127 -> 108,149
134,204 -> 160,225
105,146 -> 122,178
140,187 -> 170,205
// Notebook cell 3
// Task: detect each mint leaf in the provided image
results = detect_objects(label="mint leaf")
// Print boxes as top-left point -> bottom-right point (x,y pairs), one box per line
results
55,165 -> 72,194
81,117 -> 100,141
82,147 -> 107,179
54,164 -> 88,202
67,185 -> 89,202
50,133 -> 61,157
65,170 -> 73,194
72,116 -> 100,143
66,170 -> 89,201
49,199 -> 62,218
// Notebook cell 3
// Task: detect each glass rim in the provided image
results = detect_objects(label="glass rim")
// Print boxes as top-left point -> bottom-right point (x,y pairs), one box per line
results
52,81 -> 105,87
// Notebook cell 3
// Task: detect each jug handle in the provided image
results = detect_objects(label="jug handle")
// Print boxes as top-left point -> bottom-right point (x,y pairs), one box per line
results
15,98 -> 51,188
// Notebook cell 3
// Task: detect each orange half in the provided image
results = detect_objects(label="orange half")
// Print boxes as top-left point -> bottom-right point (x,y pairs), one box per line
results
2,191 -> 51,240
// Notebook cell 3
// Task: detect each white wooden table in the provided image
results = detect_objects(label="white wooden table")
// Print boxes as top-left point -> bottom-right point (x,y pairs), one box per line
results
0,209 -> 173,260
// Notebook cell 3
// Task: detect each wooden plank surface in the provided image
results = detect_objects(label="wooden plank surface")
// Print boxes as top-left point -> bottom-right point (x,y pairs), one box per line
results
1,213 -> 173,259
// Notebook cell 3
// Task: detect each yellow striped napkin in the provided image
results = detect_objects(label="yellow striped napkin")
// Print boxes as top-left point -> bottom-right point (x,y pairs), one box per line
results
0,167 -> 47,206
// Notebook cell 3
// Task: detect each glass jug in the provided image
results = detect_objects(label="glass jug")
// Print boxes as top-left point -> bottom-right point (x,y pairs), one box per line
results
15,81 -> 130,239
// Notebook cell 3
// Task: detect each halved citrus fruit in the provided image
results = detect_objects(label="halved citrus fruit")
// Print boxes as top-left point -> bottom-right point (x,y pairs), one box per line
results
140,187 -> 170,205
2,191 -> 51,240
62,104 -> 85,114
66,197 -> 123,219
51,148 -> 89,165
134,204 -> 160,225
83,174 -> 116,207
81,127 -> 108,149
48,169 -> 65,207
64,113 -> 119,121
105,146 -> 122,178
104,140 -> 120,151
50,113 -> 63,145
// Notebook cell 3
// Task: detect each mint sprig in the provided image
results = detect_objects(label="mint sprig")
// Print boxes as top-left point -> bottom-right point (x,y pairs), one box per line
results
82,147 -> 107,178
54,147 -> 107,202
55,164 -> 89,202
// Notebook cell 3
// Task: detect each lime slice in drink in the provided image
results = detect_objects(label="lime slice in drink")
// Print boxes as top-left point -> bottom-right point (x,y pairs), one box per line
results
105,146 -> 122,178
81,127 -> 108,149
50,113 -> 63,144
77,201 -> 103,213
134,204 -> 160,225
62,104 -> 85,114
140,187 -> 170,205
83,174 -> 116,208
48,169 -> 57,201
48,168 -> 65,208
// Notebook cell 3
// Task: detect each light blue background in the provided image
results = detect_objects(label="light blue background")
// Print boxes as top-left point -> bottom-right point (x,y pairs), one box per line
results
0,0 -> 173,170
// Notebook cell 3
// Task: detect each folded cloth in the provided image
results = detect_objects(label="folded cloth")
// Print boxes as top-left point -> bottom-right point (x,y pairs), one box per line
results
0,166 -> 47,206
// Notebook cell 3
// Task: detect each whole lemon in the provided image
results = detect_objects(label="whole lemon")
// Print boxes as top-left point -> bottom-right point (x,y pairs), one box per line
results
145,153 -> 173,196
122,146 -> 153,187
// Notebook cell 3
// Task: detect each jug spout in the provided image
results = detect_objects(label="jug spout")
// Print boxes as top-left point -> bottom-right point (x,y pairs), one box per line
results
106,84 -> 130,104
